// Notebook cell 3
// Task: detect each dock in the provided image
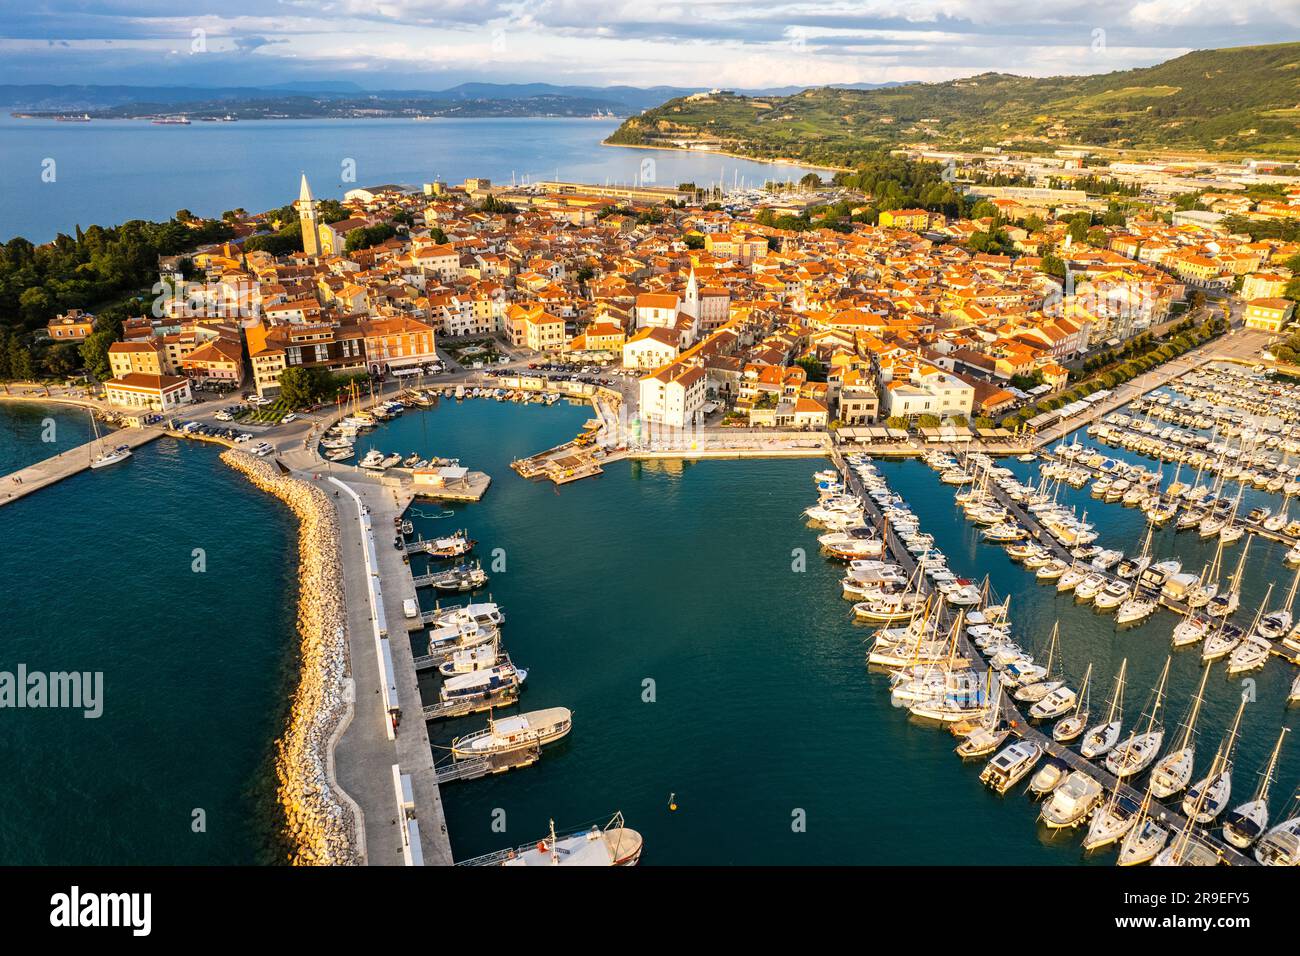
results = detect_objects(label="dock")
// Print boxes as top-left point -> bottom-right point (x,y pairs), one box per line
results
832,450 -> 1257,866
0,426 -> 163,507
433,744 -> 542,784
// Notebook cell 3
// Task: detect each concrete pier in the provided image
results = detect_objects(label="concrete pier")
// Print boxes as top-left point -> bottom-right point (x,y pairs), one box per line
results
0,426 -> 163,507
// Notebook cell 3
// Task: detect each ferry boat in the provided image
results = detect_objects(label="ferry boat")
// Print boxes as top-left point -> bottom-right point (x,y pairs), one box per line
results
460,813 -> 641,867
451,706 -> 572,758
439,661 -> 526,703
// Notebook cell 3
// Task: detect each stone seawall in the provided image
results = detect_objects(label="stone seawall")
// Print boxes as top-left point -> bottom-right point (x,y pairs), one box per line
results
221,449 -> 359,865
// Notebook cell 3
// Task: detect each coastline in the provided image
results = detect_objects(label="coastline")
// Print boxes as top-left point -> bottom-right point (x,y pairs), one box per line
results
220,449 -> 360,865
599,137 -> 853,174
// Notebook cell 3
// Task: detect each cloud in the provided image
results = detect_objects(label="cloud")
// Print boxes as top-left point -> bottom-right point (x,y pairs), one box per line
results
0,1 -> 1294,88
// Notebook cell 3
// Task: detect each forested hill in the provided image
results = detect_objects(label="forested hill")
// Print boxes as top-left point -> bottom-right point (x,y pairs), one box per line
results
606,42 -> 1300,164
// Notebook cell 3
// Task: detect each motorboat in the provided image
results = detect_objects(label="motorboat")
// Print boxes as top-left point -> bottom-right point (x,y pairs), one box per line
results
1040,770 -> 1104,829
1056,565 -> 1087,593
426,562 -> 489,592
1093,580 -> 1131,612
1074,573 -> 1108,603
979,741 -> 1042,795
1027,757 -> 1070,798
429,601 -> 504,630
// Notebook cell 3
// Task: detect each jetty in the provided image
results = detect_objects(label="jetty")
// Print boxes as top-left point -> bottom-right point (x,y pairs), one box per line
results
0,426 -> 163,507
831,450 -> 1257,866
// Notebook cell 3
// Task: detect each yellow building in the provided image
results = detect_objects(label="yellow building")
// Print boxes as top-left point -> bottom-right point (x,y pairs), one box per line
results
1244,297 -> 1295,333
879,208 -> 930,230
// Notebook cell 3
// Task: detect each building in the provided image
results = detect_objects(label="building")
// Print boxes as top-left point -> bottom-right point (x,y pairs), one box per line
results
635,292 -> 681,330
46,310 -> 95,341
639,362 -> 707,429
361,316 -> 438,373
179,336 -> 244,385
296,174 -> 321,258
104,372 -> 192,411
1244,297 -> 1295,334
245,321 -> 365,396
622,327 -> 680,369
879,209 -> 930,230
108,340 -> 168,379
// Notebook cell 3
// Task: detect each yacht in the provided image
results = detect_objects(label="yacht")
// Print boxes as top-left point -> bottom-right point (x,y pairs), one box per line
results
1115,594 -> 1158,626
1093,580 -> 1131,612
1222,728 -> 1289,850
1051,663 -> 1091,742
1056,565 -> 1087,593
1083,793 -> 1142,851
1104,657 -> 1171,779
463,813 -> 641,867
359,449 -> 387,469
1116,795 -> 1170,866
1182,694 -> 1248,824
1074,573 -> 1107,603
1080,660 -> 1127,759
87,409 -> 132,469
450,707 -> 572,758
818,529 -> 884,560
1149,667 -> 1212,799
1254,811 -> 1300,866
1200,621 -> 1241,662
1226,634 -> 1272,675
426,562 -> 489,592
429,601 -> 504,630
979,741 -> 1042,795
1171,612 -> 1209,648
1040,771 -> 1105,829
437,642 -> 504,677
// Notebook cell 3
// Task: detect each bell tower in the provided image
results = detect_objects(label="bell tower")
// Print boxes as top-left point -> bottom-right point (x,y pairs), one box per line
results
296,173 -> 321,257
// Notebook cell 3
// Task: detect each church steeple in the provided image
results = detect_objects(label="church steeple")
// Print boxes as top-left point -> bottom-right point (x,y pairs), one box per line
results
295,172 -> 321,257
683,265 -> 699,318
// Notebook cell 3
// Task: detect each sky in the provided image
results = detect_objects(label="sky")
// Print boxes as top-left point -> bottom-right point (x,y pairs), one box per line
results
1,1 -> 1298,91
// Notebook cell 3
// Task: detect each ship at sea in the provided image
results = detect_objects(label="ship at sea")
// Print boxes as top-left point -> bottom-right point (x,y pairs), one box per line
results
152,115 -> 191,125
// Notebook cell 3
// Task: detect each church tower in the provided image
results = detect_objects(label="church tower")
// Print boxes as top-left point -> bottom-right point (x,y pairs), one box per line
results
683,266 -> 700,319
296,173 -> 321,257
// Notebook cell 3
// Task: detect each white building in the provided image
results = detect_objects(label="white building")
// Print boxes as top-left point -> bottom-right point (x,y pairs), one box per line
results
622,327 -> 680,369
639,362 -> 707,429
104,373 -> 193,412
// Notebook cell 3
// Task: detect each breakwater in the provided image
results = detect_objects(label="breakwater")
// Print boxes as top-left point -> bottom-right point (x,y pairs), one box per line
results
220,449 -> 359,865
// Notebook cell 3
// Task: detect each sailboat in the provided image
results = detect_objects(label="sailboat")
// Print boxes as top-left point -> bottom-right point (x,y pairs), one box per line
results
87,408 -> 132,469
1080,659 -> 1128,759
1258,564 -> 1300,639
1012,622 -> 1063,703
1048,662 -> 1091,736
1206,535 -> 1251,619
1149,665 -> 1212,799
954,672 -> 1010,758
1254,789 -> 1300,865
1222,727 -> 1289,850
1182,693 -> 1249,824
1104,656 -> 1171,779
1116,787 -> 1169,866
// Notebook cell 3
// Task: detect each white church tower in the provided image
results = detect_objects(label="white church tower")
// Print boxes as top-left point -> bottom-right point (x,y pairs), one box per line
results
296,173 -> 321,257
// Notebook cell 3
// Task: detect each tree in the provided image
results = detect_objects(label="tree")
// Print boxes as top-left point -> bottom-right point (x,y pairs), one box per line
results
8,337 -> 34,381
79,330 -> 114,381
917,414 -> 941,428
799,172 -> 823,188
885,416 -> 909,430
278,367 -> 325,409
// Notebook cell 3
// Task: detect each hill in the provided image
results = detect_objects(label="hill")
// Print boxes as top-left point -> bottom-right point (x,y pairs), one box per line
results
606,42 -> 1300,164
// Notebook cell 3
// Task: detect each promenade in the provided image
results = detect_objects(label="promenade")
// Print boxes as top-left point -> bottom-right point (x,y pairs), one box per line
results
0,426 -> 163,507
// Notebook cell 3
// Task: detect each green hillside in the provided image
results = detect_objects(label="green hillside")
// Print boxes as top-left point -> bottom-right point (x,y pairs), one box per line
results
606,42 -> 1300,164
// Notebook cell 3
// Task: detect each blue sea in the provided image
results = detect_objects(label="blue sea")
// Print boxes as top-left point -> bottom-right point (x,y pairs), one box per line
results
0,116 -> 817,243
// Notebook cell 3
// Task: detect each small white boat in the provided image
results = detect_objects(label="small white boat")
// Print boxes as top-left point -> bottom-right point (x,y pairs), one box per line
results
979,741 -> 1042,795
1117,810 -> 1169,866
1222,728 -> 1290,850
1028,757 -> 1070,798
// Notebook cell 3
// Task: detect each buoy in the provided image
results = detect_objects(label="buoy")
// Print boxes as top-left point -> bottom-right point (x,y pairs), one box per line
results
668,792 -> 678,811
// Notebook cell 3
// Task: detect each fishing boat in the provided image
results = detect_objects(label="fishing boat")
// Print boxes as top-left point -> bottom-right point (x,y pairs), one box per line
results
429,601 -> 504,629
426,562 -> 489,592
463,813 -> 642,867
1182,693 -> 1249,824
1222,727 -> 1290,850
980,741 -> 1042,795
425,531 -> 476,559
1040,770 -> 1105,829
1104,657 -> 1171,779
1080,659 -> 1127,759
438,660 -> 526,703
1149,666 -> 1212,799
451,706 -> 572,758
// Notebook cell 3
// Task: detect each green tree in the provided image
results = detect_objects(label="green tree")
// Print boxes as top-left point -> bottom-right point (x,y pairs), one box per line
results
79,329 -> 115,381
278,367 -> 325,409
